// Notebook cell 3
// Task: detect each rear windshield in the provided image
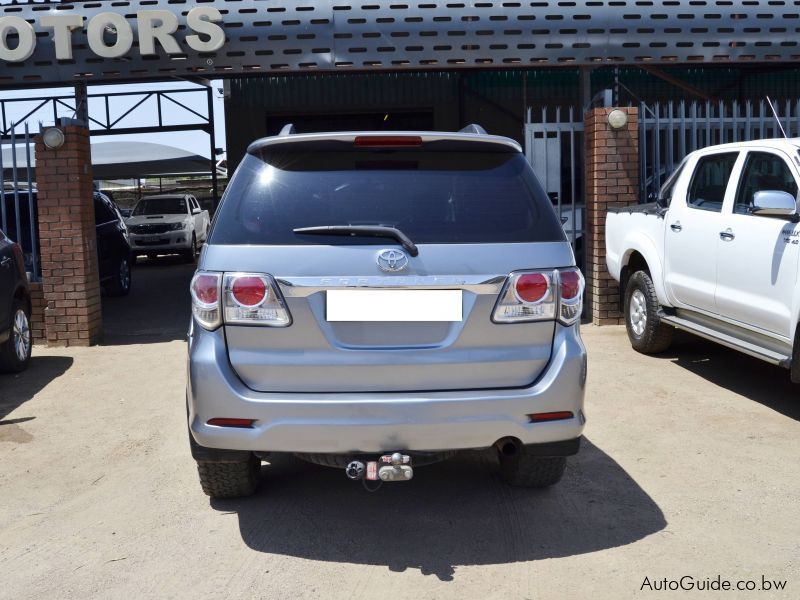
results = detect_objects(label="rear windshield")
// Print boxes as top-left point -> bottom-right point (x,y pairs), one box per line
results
211,143 -> 565,245
133,197 -> 187,216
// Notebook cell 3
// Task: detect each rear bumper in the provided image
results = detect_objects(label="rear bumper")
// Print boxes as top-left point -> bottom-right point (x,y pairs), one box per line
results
187,323 -> 587,454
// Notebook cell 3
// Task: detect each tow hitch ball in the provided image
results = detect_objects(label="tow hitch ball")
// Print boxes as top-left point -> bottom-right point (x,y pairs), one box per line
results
346,453 -> 413,483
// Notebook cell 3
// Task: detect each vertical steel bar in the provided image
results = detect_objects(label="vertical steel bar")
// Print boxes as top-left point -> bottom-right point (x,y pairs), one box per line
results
678,101 -> 686,162
666,101 -> 674,176
0,131 -> 6,232
639,102 -> 647,202
569,106 -> 576,245
690,101 -> 697,152
24,123 -> 37,280
654,103 -> 661,198
207,87 -> 219,212
11,126 -> 22,250
745,100 -> 752,141
555,106 -> 561,222
759,100 -> 765,139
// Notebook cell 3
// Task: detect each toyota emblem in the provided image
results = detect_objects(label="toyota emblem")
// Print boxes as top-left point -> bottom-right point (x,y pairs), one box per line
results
376,249 -> 409,272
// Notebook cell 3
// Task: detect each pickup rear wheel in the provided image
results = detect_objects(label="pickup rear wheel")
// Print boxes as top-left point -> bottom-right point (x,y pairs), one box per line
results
624,270 -> 673,354
183,234 -> 198,264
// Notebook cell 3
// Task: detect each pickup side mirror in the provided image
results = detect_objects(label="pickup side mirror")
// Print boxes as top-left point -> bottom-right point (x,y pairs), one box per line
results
751,190 -> 798,218
192,207 -> 202,215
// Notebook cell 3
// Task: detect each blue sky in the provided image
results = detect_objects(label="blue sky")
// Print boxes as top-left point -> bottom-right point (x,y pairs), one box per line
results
2,80 -> 227,159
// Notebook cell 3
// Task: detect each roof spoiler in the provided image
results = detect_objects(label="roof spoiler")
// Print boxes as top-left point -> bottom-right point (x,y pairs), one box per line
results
458,123 -> 487,135
279,123 -> 297,136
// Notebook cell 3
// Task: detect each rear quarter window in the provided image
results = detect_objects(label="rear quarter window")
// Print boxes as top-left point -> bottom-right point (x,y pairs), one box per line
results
211,143 -> 565,246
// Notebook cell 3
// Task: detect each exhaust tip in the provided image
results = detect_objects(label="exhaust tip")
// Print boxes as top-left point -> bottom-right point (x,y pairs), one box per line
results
495,437 -> 521,457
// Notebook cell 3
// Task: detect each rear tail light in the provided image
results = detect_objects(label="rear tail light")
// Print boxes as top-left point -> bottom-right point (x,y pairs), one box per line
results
492,268 -> 584,326
190,271 -> 222,330
223,273 -> 292,327
557,267 -> 584,325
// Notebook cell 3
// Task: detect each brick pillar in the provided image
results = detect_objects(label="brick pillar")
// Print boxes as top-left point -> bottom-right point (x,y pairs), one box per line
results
584,107 -> 639,326
34,125 -> 102,346
28,282 -> 46,342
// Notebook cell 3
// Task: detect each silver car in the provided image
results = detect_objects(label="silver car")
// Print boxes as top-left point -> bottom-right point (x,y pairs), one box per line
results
186,126 -> 587,498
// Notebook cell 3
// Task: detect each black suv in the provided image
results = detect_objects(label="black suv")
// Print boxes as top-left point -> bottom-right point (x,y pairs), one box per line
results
0,229 -> 31,372
1,187 -> 132,295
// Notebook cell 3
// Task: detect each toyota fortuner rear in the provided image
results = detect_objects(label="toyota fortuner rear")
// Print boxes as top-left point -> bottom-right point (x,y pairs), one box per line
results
186,125 -> 587,498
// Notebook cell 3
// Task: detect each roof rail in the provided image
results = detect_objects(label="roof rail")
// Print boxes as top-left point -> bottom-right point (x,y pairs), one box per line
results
458,124 -> 487,135
279,123 -> 297,136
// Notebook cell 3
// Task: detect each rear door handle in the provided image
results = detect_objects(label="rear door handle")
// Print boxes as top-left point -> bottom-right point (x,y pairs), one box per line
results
670,222 -> 682,232
720,229 -> 735,241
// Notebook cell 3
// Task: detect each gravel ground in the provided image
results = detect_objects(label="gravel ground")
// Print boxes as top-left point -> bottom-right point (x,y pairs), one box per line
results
0,264 -> 798,599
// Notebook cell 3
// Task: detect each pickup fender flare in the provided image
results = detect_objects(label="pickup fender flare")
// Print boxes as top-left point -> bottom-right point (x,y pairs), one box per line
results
618,234 -> 670,307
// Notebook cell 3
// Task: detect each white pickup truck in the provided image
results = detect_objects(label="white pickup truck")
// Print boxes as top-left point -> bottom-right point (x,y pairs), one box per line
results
606,139 -> 800,383
127,194 -> 210,262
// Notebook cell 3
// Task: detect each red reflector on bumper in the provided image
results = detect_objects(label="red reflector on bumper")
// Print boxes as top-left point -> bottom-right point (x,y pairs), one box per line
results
527,411 -> 574,423
207,418 -> 255,428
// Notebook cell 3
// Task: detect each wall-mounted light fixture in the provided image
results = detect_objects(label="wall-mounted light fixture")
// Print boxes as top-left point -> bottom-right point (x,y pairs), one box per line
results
607,109 -> 628,130
42,127 -> 65,149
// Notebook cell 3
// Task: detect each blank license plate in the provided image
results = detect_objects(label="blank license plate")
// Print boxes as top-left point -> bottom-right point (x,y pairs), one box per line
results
326,290 -> 462,322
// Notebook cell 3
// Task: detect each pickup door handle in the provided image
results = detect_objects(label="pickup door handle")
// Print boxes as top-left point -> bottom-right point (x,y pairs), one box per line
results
670,222 -> 682,232
719,229 -> 735,241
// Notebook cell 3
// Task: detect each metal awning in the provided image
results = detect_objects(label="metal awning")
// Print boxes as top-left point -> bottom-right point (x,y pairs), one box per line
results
1,0 -> 799,88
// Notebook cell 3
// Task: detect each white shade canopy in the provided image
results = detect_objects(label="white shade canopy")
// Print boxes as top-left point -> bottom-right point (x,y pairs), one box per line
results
1,140 -> 213,179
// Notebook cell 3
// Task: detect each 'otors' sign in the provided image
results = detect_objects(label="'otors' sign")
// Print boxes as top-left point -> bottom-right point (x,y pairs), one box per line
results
0,8 -> 225,62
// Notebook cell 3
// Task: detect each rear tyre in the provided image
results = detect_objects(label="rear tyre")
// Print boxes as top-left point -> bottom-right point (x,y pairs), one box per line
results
196,455 -> 260,499
624,270 -> 673,354
183,234 -> 197,264
499,450 -> 566,488
0,300 -> 32,373
105,256 -> 132,296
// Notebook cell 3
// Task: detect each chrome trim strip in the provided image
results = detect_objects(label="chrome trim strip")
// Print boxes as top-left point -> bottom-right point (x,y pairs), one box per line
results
276,275 -> 505,297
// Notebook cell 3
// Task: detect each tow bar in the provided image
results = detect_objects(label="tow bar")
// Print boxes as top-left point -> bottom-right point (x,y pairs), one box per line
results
346,453 -> 413,491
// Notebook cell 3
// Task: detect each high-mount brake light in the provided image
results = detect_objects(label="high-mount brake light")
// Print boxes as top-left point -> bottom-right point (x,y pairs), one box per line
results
190,271 -> 222,330
354,136 -> 423,147
492,268 -> 584,325
223,273 -> 292,327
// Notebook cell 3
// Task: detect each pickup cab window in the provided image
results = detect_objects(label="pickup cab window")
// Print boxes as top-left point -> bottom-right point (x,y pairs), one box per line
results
686,152 -> 738,213
734,152 -> 799,215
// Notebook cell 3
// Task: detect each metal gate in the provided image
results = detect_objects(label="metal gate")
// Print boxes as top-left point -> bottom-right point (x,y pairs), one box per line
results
524,106 -> 585,265
0,123 -> 39,281
640,99 -> 800,203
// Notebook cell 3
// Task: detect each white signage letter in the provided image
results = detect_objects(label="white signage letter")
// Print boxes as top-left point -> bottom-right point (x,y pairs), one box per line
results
186,7 -> 225,53
137,10 -> 180,56
40,14 -> 84,60
0,16 -> 36,62
87,13 -> 133,59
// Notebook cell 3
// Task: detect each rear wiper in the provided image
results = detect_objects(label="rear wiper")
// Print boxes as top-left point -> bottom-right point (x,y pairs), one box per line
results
292,225 -> 419,257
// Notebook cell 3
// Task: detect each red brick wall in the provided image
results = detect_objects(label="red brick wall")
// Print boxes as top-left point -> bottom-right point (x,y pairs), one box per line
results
28,282 -> 46,342
584,107 -> 640,326
34,125 -> 102,346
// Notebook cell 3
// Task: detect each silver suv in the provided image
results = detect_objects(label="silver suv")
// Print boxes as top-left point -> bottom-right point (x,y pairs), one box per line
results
186,126 -> 587,498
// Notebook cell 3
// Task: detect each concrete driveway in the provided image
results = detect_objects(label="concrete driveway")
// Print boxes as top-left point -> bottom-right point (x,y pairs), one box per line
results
0,266 -> 797,598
